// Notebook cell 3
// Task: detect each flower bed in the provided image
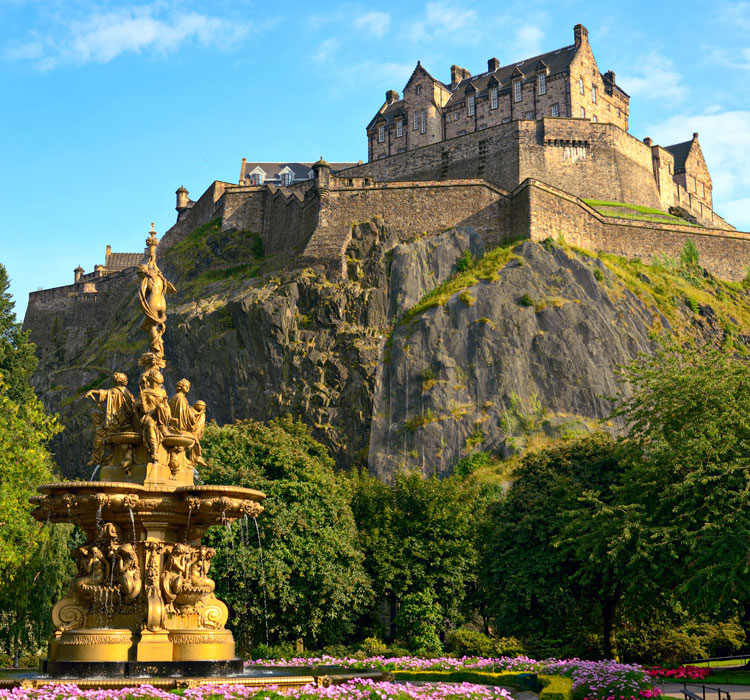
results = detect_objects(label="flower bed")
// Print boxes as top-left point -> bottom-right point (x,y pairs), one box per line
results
245,656 -> 658,700
0,679 -> 512,700
647,666 -> 711,681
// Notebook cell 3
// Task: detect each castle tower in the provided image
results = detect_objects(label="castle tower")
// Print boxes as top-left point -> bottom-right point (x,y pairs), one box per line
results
74,265 -> 84,283
175,186 -> 190,217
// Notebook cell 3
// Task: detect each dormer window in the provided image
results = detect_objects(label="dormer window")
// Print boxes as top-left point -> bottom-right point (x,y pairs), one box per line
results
396,119 -> 403,137
468,94 -> 475,116
514,81 -> 522,102
538,73 -> 547,95
490,86 -> 498,109
281,172 -> 294,186
592,86 -> 597,103
579,77 -> 585,94
378,124 -> 385,143
249,173 -> 264,185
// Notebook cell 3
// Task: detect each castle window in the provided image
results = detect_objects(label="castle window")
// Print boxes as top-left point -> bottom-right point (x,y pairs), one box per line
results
378,125 -> 385,143
415,84 -> 422,95
249,173 -> 264,185
538,73 -> 547,95
396,119 -> 403,137
579,77 -> 585,94
617,107 -> 621,117
378,154 -> 386,160
551,103 -> 560,117
502,117 -> 511,123
413,113 -> 418,130
454,113 -> 459,121
281,172 -> 294,186
514,81 -> 522,102
468,94 -> 475,116
692,176 -> 697,193
592,86 -> 597,103
702,182 -> 705,198
420,110 -> 426,133
593,114 -> 597,122
580,107 -> 585,118
490,86 -> 498,109
525,111 -> 534,120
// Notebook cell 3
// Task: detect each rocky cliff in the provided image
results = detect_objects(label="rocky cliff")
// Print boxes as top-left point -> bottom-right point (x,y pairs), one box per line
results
24,218 -> 748,479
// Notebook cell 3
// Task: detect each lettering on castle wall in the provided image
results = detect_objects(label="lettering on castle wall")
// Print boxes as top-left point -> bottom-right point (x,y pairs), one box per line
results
563,145 -> 588,163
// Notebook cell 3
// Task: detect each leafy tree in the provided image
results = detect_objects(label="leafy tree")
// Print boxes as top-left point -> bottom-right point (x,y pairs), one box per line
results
613,343 -> 750,635
201,416 -> 371,652
395,589 -> 443,654
480,433 -> 635,659
0,263 -> 63,663
349,470 -> 481,635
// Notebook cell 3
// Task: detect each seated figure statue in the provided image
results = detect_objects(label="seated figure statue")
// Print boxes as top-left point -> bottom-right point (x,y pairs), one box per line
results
137,368 -> 172,464
85,372 -> 134,466
169,379 -> 207,467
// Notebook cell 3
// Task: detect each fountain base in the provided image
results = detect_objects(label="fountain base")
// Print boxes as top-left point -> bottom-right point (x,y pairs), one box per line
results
42,657 -> 244,679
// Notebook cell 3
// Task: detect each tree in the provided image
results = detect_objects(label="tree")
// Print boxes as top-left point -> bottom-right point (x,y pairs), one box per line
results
201,416 -> 371,651
0,263 -> 63,663
613,342 -> 750,634
479,433 -> 636,659
348,470 -> 480,635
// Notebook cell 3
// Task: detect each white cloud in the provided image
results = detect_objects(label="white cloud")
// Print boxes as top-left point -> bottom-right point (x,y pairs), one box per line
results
409,0 -> 477,43
715,1 -> 750,31
619,51 -> 688,102
704,46 -> 750,70
4,4 -> 251,69
354,11 -> 391,39
648,110 -> 750,230
514,25 -> 544,57
312,37 -> 338,64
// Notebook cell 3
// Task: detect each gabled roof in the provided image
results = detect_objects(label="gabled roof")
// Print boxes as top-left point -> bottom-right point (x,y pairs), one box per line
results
404,60 -> 449,92
665,140 -> 693,173
444,44 -> 577,107
241,162 -> 358,181
105,252 -> 147,271
366,100 -> 406,131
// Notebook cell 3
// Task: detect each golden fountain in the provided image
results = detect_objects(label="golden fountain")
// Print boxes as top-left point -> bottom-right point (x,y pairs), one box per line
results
29,225 -> 265,678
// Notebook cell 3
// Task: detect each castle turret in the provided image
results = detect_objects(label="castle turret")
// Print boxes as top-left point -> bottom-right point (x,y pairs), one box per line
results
176,185 -> 190,216
74,265 -> 84,283
312,157 -> 331,195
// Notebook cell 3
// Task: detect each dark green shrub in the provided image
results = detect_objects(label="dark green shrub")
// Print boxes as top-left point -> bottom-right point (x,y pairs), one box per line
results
395,589 -> 443,654
593,267 -> 604,281
692,621 -> 745,657
495,636 -> 527,657
519,293 -> 534,307
445,628 -> 496,656
452,451 -> 492,477
456,249 -> 473,272
362,636 -> 388,655
680,240 -> 700,268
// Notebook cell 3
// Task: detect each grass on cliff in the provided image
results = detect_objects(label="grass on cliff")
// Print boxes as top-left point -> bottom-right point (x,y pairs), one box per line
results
568,240 -> 750,341
399,238 -> 524,325
583,199 -> 699,227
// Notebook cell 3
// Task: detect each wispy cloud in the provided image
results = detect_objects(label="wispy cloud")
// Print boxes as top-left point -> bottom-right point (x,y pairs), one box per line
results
619,51 -> 687,101
354,11 -> 391,39
648,109 -> 750,230
714,1 -> 750,31
409,0 -> 477,43
4,4 -> 251,70
312,37 -> 339,64
704,46 -> 750,70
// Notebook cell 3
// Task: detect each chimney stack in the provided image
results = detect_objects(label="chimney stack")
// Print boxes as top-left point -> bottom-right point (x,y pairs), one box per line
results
603,70 -> 615,85
574,23 -> 589,47
450,65 -> 471,88
385,90 -> 399,105
488,57 -> 500,72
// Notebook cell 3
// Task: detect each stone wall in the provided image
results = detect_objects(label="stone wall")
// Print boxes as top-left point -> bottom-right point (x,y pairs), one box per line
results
521,179 -> 750,281
161,181 -> 232,249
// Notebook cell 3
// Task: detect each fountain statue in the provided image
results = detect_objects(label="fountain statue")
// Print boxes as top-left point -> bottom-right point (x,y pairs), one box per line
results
29,225 -> 266,678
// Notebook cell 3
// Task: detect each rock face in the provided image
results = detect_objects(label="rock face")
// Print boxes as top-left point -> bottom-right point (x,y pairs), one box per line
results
27,220 -> 728,478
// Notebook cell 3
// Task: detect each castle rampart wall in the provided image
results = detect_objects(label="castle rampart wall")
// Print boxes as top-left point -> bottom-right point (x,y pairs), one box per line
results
161,181 -> 232,249
519,179 -> 750,281
300,178 -> 513,265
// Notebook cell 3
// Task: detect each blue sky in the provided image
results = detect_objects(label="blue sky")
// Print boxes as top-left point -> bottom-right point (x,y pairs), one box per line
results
2,0 -> 749,319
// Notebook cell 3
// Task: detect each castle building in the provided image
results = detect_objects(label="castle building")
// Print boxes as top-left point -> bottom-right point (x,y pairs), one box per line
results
367,25 -> 629,161
239,160 -> 358,187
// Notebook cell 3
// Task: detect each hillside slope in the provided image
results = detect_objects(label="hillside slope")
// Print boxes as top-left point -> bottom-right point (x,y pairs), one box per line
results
24,220 -> 749,478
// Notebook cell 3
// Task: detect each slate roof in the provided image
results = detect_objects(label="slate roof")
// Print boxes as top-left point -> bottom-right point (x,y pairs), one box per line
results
444,45 -> 578,107
367,100 -> 407,130
241,162 -> 358,182
105,252 -> 147,271
665,140 -> 693,173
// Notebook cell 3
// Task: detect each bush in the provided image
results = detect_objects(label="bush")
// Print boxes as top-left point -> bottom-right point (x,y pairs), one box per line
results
624,627 -> 706,665
444,628 -> 496,657
452,451 -> 492,477
495,636 -> 527,657
519,293 -> 535,307
692,621 -> 745,657
362,636 -> 388,656
456,249 -> 473,272
396,589 -> 443,654
680,240 -> 700,268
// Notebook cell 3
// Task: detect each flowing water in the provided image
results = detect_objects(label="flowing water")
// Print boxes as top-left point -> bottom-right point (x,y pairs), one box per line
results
253,516 -> 269,645
89,464 -> 100,481
128,507 -> 136,542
